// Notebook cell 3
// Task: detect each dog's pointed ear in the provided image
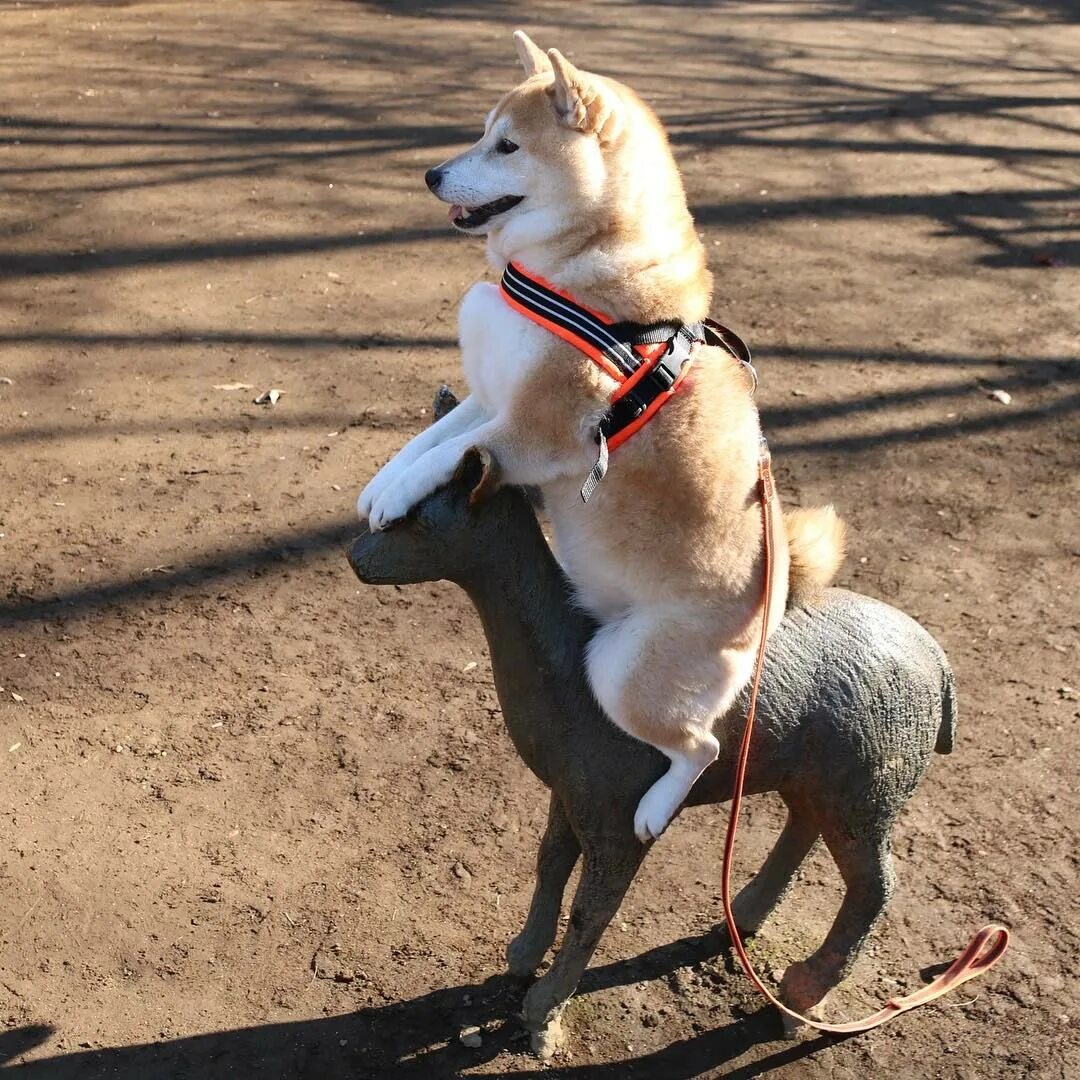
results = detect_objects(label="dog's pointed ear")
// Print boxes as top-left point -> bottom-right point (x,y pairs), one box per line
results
453,447 -> 501,506
546,48 -> 619,141
548,50 -> 617,141
513,30 -> 551,77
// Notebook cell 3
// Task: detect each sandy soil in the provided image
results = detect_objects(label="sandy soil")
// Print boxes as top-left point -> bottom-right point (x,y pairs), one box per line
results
0,2 -> 1077,1077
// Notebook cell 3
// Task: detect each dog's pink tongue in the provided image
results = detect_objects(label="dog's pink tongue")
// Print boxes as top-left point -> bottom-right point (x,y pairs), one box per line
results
449,204 -> 463,221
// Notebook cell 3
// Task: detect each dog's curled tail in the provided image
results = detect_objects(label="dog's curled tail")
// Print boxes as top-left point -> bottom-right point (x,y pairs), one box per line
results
783,506 -> 847,608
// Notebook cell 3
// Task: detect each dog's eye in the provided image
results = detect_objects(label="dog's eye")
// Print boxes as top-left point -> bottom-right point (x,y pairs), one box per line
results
495,137 -> 519,155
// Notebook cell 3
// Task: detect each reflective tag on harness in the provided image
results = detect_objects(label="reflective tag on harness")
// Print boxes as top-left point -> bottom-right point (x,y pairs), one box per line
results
580,430 -> 609,503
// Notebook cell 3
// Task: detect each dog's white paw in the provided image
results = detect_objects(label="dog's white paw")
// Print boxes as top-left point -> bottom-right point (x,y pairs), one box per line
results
357,472 -> 387,521
633,785 -> 678,844
368,485 -> 415,531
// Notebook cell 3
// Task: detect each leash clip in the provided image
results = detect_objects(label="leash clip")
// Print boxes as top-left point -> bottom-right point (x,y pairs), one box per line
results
758,434 -> 774,502
702,317 -> 758,396
580,430 -> 609,503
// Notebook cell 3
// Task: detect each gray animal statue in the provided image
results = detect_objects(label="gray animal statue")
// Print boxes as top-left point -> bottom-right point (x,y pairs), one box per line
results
348,388 -> 958,1058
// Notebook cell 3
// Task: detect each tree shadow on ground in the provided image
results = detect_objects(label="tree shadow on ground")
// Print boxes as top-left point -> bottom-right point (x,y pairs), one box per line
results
359,0 -> 1080,22
0,927 -> 839,1078
1,5 -> 1076,275
0,347 -> 1074,629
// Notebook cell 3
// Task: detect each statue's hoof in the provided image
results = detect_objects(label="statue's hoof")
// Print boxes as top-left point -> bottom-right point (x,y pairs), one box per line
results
506,935 -> 543,979
777,963 -> 829,1040
780,1004 -> 827,1040
780,1009 -> 809,1041
728,890 -> 768,936
529,1016 -> 567,1061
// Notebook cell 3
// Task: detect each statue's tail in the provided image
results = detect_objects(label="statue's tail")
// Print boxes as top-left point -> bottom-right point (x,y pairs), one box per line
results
936,665 -> 957,755
783,506 -> 846,607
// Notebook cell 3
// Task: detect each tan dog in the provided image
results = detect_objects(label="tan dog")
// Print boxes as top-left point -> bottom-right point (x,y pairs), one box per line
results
357,32 -> 845,842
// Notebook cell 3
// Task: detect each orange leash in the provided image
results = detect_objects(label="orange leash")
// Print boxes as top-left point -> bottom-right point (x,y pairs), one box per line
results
719,441 -> 1010,1034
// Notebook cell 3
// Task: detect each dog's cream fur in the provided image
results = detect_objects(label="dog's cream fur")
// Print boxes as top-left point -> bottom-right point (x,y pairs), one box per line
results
358,33 -> 846,842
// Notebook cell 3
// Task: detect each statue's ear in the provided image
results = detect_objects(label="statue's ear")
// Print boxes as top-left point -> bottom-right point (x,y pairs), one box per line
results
546,48 -> 620,142
513,30 -> 551,77
453,447 -> 501,506
432,384 -> 459,424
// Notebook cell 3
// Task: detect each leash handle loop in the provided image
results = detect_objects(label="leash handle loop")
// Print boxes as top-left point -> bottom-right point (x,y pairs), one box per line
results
720,439 -> 1009,1035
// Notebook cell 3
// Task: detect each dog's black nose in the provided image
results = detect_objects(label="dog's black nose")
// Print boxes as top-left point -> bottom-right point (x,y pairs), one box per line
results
425,166 -> 444,192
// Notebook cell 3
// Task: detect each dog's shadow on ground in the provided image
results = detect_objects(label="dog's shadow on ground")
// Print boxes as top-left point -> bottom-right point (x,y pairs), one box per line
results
0,928 -> 837,1078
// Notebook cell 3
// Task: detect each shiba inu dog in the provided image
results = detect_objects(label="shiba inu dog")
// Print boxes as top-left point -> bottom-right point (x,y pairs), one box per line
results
357,31 -> 845,843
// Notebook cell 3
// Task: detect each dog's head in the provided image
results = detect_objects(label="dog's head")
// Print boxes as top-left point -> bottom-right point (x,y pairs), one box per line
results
425,32 -> 685,265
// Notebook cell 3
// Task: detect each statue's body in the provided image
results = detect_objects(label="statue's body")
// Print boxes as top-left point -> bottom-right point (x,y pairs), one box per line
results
348,389 -> 956,1057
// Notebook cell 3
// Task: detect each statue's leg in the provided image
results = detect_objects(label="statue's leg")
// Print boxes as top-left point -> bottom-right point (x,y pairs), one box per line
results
778,822 -> 896,1038
521,847 -> 643,1060
730,799 -> 820,934
507,793 -> 581,978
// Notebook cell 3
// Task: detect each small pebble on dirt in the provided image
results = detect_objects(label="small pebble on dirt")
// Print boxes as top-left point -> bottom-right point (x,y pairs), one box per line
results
459,1026 -> 482,1048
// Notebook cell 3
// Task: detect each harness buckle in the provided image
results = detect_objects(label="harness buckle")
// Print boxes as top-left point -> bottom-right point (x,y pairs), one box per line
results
651,354 -> 680,391
653,332 -> 696,390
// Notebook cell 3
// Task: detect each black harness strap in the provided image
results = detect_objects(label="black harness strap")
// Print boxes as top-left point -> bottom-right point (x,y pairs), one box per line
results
501,262 -> 643,377
499,262 -> 756,502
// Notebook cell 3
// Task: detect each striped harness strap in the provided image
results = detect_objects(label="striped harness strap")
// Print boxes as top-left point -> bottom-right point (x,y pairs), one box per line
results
499,261 -> 755,501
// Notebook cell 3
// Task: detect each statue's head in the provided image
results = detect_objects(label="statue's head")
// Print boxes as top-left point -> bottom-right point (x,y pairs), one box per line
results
348,445 -> 512,587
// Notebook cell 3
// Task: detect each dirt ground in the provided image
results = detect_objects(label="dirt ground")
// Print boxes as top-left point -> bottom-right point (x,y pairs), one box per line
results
0,1 -> 1077,1077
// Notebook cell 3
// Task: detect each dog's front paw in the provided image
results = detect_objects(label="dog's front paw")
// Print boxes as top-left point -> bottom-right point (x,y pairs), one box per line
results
357,475 -> 384,521
368,485 -> 416,531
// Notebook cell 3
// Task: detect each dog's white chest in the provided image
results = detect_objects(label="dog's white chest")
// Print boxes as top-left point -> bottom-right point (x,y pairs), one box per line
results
458,282 -> 547,412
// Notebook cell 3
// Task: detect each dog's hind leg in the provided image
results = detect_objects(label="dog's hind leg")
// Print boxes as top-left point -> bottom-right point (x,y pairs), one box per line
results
507,793 -> 581,979
586,605 -> 757,843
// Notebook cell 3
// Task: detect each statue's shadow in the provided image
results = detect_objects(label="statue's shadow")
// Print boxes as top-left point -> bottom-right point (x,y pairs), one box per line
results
0,929 -> 837,1079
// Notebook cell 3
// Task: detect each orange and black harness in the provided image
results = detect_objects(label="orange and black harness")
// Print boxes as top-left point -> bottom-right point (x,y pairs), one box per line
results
501,257 -> 1010,1031
500,261 -> 756,501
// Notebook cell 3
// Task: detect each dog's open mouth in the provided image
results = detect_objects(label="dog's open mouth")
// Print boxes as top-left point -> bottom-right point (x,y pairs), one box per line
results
449,195 -> 524,230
